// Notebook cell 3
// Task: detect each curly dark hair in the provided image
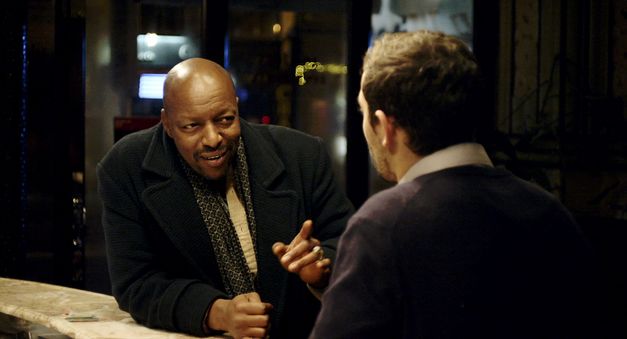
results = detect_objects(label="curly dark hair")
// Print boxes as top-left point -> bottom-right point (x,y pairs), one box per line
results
361,30 -> 484,156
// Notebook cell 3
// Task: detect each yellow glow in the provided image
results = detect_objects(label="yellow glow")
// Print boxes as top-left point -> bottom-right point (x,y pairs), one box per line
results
272,23 -> 282,34
145,33 -> 159,47
295,62 -> 348,86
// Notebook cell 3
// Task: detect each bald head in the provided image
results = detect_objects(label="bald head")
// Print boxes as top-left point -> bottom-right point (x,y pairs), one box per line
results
160,57 -> 241,181
163,58 -> 236,114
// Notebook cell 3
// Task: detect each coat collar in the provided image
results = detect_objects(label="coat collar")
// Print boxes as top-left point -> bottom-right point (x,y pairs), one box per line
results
239,119 -> 285,188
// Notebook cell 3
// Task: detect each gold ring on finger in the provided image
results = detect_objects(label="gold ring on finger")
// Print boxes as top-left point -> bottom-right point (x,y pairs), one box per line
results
312,245 -> 324,261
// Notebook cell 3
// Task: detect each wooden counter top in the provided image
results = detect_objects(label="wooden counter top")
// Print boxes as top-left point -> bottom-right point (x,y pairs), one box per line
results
0,277 -> 223,338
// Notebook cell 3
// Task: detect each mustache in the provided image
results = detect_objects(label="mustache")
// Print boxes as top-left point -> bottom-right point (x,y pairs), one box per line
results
198,145 -> 228,153
193,145 -> 231,160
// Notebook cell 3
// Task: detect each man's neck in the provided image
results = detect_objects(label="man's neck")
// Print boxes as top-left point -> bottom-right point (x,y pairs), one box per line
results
391,147 -> 422,183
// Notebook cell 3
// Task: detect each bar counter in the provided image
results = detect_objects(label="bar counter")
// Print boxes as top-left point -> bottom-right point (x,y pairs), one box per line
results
0,277 -> 224,338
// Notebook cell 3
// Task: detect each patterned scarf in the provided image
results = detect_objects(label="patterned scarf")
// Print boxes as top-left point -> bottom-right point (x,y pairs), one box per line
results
181,137 -> 258,297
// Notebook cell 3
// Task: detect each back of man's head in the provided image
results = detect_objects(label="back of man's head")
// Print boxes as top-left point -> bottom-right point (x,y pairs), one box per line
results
362,30 -> 484,156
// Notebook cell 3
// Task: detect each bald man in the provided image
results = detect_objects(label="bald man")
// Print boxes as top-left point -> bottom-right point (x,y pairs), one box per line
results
97,58 -> 353,338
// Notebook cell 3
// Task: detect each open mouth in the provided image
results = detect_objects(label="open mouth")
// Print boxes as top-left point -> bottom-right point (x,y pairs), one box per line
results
201,153 -> 224,161
197,149 -> 228,166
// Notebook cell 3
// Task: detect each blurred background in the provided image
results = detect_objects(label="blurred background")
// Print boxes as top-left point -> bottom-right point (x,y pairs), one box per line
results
1,0 -> 626,335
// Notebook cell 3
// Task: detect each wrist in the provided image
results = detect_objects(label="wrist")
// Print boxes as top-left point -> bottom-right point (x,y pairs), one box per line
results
207,298 -> 229,332
306,283 -> 325,300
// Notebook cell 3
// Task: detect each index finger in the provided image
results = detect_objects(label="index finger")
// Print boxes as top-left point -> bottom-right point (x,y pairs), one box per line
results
288,220 -> 314,250
298,219 -> 314,239
241,293 -> 273,315
244,292 -> 262,303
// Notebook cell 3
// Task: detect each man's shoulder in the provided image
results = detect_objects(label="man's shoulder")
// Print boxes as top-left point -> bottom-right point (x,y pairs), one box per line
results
245,120 -> 320,144
353,182 -> 420,223
100,124 -> 159,166
242,120 -> 324,161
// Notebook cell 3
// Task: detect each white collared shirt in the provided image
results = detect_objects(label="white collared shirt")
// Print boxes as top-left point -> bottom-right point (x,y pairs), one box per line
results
398,143 -> 494,185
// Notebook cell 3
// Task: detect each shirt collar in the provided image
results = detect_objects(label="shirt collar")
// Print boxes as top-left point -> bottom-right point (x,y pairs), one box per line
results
398,143 -> 493,184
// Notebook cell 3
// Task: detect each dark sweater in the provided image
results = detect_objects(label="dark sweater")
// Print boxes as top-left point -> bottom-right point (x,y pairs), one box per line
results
312,165 -> 601,339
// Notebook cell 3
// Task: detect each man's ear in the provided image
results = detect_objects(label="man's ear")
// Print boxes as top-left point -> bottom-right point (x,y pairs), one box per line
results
374,109 -> 397,151
160,108 -> 172,137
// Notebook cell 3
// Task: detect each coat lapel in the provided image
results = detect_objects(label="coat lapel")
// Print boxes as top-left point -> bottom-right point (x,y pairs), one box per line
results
140,125 -> 221,285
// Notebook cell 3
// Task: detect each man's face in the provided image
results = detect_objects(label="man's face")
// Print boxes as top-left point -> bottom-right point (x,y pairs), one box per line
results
162,79 -> 241,181
358,79 -> 395,181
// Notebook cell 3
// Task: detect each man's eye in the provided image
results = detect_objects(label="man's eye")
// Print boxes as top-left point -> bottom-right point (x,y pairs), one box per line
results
183,123 -> 197,130
218,116 -> 235,124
